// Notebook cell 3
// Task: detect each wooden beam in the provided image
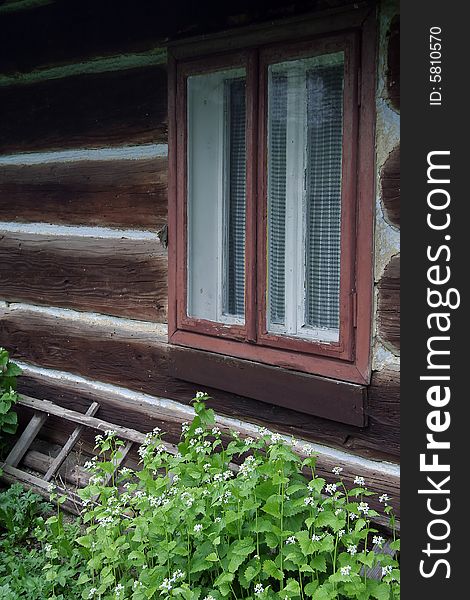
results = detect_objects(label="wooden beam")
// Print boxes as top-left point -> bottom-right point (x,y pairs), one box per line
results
44,401 -> 100,481
0,157 -> 168,230
4,412 -> 48,467
0,65 -> 167,153
0,232 -> 168,321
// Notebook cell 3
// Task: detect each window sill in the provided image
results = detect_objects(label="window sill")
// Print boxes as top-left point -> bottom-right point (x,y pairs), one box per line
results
168,344 -> 367,427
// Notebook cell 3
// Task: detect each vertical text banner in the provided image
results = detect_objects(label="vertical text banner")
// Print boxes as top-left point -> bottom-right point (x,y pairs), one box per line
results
401,1 -> 466,597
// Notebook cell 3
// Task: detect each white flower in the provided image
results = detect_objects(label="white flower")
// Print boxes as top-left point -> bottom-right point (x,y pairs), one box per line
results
195,427 -> 204,435
172,569 -> 185,580
354,476 -> 365,486
160,578 -> 172,592
325,483 -> 337,495
194,524 -> 203,533
340,565 -> 352,576
347,544 -> 357,556
379,494 -> 391,503
285,536 -> 296,545
270,433 -> 282,444
95,434 -> 103,443
349,512 -> 357,520
338,529 -> 345,538
382,565 -> 393,577
195,391 -> 206,398
254,583 -> 265,594
304,497 -> 315,506
84,460 -> 95,470
115,583 -> 125,597
244,437 -> 254,446
332,466 -> 343,476
358,501 -> 369,515
203,597 -> 216,600
215,517 -> 221,523
302,444 -> 315,456
373,535 -> 385,547
44,543 -> 52,553
211,427 -> 221,435
223,470 -> 232,480
312,534 -> 322,542
133,580 -> 143,590
105,429 -> 116,437
213,473 -> 223,482
317,506 -> 324,513
88,589 -> 98,599
335,509 -> 343,516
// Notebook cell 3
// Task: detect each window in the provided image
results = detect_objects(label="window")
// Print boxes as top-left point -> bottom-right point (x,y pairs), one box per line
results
168,12 -> 376,397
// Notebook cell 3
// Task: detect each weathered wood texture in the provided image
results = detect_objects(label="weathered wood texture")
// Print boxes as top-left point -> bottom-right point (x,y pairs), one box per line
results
170,345 -> 366,426
0,233 -> 168,321
2,307 -> 399,461
386,14 -> 399,111
13,381 -> 399,518
0,157 -> 168,230
381,145 -> 399,228
0,0 -> 360,74
0,66 -> 167,153
377,254 -> 400,354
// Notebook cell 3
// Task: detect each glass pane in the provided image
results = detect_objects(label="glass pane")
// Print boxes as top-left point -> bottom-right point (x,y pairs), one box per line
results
187,68 -> 246,323
267,74 -> 288,326
267,53 -> 344,341
305,62 -> 343,331
226,78 -> 246,317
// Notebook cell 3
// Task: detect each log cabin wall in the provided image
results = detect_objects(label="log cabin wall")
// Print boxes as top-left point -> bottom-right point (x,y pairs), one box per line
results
0,0 -> 400,509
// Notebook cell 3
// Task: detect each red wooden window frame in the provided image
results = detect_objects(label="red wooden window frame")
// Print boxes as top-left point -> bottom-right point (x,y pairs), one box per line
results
168,11 -> 376,386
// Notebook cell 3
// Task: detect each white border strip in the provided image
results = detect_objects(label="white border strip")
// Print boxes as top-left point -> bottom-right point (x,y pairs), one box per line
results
0,221 -> 159,240
0,302 -> 168,336
15,361 -> 400,478
0,144 -> 168,166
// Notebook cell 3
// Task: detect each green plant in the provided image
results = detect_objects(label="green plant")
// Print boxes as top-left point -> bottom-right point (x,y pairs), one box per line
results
0,483 -> 49,543
0,347 -> 21,441
74,393 -> 399,600
0,485 -> 83,599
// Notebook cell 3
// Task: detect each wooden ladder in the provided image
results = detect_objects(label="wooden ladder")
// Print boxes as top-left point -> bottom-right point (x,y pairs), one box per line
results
0,395 -> 160,513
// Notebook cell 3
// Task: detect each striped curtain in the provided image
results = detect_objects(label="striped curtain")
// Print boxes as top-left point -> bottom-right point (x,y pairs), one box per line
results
225,78 -> 246,318
305,63 -> 343,331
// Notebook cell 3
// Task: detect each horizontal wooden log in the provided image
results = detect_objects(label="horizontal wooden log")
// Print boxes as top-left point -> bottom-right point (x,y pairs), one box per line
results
169,345 -> 366,426
3,306 -> 399,461
377,254 -> 400,354
0,233 -> 167,320
0,0 -> 360,75
0,65 -> 167,153
0,157 -> 168,230
381,145 -> 400,228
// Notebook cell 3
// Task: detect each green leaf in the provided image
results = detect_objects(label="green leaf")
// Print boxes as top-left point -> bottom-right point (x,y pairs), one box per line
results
283,578 -> 301,597
205,552 -> 219,562
311,554 -> 327,573
304,581 -> 319,597
263,559 -> 283,581
261,494 -> 282,518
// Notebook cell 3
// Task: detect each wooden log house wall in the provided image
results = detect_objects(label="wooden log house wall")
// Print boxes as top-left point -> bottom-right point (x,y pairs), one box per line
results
0,0 -> 400,510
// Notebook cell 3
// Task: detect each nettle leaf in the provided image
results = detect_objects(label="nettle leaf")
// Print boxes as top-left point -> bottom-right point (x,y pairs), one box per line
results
264,531 -> 279,549
309,478 -> 326,494
315,510 -> 343,532
263,559 -> 283,581
368,580 -> 392,600
244,559 -> 261,583
304,580 -> 319,597
312,582 -> 337,600
311,554 -> 327,573
296,530 -> 315,556
205,552 -> 219,562
283,578 -> 301,597
390,539 -> 400,551
261,494 -> 282,518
